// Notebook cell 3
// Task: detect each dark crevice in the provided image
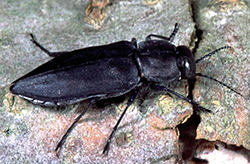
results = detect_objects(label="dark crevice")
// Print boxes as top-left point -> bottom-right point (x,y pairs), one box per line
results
177,108 -> 210,163
189,0 -> 203,56
176,0 -> 208,163
191,28 -> 203,55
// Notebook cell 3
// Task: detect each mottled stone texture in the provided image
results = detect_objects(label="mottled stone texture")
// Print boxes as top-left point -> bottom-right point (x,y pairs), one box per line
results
192,0 -> 250,150
0,0 -> 249,163
0,0 -> 193,163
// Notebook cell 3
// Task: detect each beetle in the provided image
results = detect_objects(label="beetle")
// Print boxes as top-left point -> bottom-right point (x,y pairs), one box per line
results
9,23 -> 242,154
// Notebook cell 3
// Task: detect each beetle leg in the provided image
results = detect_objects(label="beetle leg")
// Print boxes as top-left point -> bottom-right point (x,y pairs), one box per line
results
145,23 -> 179,42
30,33 -> 69,57
150,83 -> 212,113
103,89 -> 137,155
55,99 -> 96,153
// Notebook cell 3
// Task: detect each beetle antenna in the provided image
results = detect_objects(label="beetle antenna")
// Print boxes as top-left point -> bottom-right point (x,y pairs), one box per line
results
195,46 -> 231,63
196,73 -> 243,97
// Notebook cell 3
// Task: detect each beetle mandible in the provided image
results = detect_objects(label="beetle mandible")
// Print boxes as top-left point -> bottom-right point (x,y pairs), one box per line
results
10,23 -> 242,154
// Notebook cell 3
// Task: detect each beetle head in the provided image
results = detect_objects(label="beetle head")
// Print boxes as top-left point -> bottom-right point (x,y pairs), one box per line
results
176,46 -> 196,80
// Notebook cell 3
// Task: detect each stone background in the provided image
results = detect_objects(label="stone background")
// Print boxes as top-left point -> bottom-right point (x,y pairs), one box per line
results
0,0 -> 249,163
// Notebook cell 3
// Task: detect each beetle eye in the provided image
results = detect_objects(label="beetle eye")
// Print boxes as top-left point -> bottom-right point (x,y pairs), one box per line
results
177,57 -> 191,79
184,58 -> 191,74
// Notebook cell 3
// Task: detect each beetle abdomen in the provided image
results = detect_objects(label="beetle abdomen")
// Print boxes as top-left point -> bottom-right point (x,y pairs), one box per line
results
10,57 -> 139,106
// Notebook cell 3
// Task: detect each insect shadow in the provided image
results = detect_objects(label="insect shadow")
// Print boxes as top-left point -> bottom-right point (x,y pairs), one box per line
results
9,23 -> 243,156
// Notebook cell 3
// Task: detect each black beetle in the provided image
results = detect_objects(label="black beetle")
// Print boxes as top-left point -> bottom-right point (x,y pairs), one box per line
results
9,24 -> 242,154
